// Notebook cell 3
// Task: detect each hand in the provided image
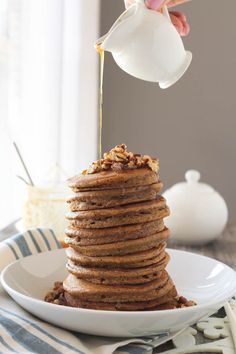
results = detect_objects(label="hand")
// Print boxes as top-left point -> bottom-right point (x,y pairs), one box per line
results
169,11 -> 190,36
124,0 -> 190,36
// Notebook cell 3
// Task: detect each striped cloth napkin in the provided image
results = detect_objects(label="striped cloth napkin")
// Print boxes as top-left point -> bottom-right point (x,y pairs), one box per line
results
0,228 -> 173,354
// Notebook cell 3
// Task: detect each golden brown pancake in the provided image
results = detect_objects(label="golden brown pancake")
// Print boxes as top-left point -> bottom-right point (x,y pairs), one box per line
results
66,253 -> 169,285
65,228 -> 170,256
66,243 -> 167,268
67,183 -> 163,211
66,197 -> 169,229
65,219 -> 165,246
68,168 -> 159,191
66,219 -> 165,240
63,271 -> 173,302
64,286 -> 178,311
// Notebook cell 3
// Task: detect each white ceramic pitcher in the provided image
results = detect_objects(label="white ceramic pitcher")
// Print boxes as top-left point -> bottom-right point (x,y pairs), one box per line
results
96,0 -> 192,88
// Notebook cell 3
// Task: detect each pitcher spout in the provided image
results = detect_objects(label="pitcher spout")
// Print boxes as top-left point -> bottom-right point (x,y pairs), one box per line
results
95,32 -> 121,54
97,30 -> 124,54
95,3 -> 141,54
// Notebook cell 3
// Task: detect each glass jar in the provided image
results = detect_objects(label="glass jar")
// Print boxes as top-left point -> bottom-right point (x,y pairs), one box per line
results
23,183 -> 69,241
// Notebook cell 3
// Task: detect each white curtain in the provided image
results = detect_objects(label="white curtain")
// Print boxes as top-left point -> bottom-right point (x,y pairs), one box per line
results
0,0 -> 100,228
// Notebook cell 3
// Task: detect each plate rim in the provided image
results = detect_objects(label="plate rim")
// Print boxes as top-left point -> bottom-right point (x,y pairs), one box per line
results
1,248 -> 236,317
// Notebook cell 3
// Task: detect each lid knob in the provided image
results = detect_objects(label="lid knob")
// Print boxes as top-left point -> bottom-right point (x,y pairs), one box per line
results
185,170 -> 201,184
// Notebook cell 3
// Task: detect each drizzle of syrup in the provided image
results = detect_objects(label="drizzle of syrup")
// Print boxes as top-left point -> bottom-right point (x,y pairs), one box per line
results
60,240 -> 68,248
95,43 -> 105,160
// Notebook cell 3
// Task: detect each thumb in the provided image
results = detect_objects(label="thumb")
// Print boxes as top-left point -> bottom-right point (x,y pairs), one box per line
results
145,0 -> 165,10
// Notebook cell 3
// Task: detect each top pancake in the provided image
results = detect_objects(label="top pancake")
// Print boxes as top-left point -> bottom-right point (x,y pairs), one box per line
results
68,168 -> 159,191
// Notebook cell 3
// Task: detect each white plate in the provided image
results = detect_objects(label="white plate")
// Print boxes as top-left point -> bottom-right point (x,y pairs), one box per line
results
1,249 -> 236,337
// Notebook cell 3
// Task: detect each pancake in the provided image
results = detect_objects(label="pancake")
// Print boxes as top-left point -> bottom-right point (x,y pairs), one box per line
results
64,286 -> 178,311
68,168 -> 159,191
66,219 -> 165,240
63,271 -> 173,302
67,183 -> 163,211
67,264 -> 164,285
66,252 -> 169,285
65,219 -> 165,246
65,228 -> 170,256
66,243 -> 167,268
66,197 -> 169,229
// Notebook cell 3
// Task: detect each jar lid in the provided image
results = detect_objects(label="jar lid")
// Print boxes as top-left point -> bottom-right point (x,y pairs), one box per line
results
167,170 -> 215,194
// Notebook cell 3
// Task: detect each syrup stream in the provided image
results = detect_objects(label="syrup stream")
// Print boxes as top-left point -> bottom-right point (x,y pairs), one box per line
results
96,44 -> 105,160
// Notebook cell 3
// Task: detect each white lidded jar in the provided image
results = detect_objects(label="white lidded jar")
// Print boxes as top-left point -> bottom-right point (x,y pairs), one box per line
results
163,170 -> 228,245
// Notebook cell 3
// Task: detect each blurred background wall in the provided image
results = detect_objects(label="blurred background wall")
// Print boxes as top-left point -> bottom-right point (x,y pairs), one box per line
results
100,0 -> 236,222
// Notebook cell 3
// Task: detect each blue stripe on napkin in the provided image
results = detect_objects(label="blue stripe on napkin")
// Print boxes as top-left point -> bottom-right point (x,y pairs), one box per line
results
13,234 -> 32,257
0,315 -> 62,354
0,227 -> 63,294
0,335 -> 15,352
28,230 -> 42,253
49,229 -> 61,249
5,241 -> 20,260
0,307 -> 85,354
2,228 -> 62,264
37,228 -> 51,250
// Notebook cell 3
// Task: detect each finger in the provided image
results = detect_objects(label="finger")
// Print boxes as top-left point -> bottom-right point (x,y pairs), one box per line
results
181,21 -> 190,36
167,0 -> 191,8
169,12 -> 184,35
170,11 -> 190,36
145,0 -> 165,10
170,11 -> 187,22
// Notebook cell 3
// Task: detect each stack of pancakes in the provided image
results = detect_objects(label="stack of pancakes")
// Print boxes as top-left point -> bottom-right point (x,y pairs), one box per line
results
63,163 -> 179,311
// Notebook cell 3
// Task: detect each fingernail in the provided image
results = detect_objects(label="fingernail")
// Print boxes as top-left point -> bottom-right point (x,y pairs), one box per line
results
145,0 -> 165,10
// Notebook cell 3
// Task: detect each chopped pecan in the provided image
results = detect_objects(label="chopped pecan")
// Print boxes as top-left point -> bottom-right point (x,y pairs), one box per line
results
84,144 -> 159,174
